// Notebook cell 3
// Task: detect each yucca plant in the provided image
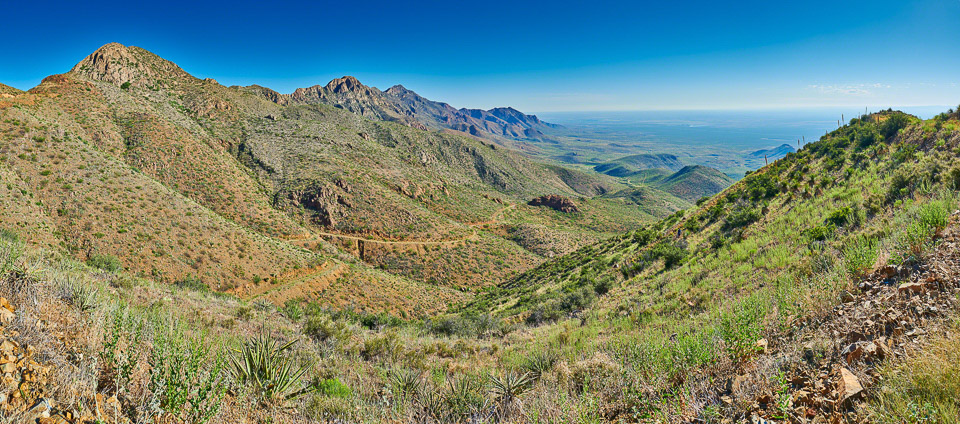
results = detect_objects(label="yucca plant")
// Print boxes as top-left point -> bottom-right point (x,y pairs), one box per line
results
489,371 -> 533,418
231,331 -> 314,404
523,350 -> 558,382
390,368 -> 422,400
415,387 -> 446,422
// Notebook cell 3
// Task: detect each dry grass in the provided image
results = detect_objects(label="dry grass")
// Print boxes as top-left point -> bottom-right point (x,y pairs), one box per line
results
871,321 -> 960,423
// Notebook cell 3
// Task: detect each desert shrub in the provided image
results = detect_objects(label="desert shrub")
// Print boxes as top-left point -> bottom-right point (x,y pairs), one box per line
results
120,81 -> 132,90
880,112 -> 911,139
722,204 -> 760,231
744,173 -> 779,201
843,236 -> 878,278
362,331 -> 402,361
647,241 -> 688,269
427,315 -> 473,337
100,307 -> 143,395
593,275 -> 613,295
281,300 -> 303,322
918,199 -> 949,233
524,286 -> 595,326
718,295 -> 767,358
304,315 -> 353,345
891,143 -> 917,164
855,126 -> 882,149
893,199 -> 951,262
804,224 -> 835,242
87,253 -> 122,272
826,207 -> 854,227
683,218 -> 700,233
150,323 -> 227,423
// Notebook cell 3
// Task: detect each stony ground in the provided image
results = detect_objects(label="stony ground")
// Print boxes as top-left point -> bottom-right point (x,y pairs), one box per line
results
718,212 -> 960,423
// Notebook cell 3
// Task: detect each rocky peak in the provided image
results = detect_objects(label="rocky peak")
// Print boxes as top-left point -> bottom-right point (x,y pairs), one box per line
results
70,43 -> 146,87
325,76 -> 366,93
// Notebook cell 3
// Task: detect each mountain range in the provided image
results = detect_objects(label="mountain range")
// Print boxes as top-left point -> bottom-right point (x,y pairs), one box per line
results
241,76 -> 558,146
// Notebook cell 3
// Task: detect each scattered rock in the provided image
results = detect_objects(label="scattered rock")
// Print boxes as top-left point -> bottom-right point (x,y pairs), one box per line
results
898,282 -> 926,295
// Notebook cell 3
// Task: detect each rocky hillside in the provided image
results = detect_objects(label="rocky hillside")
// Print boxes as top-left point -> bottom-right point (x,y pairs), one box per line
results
0,43 -> 684,315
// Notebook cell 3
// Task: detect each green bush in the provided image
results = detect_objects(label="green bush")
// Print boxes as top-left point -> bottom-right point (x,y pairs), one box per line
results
826,207 -> 853,227
87,253 -> 122,272
843,236 -> 878,278
149,323 -> 227,423
175,274 -> 207,291
880,112 -> 911,139
722,204 -> 760,231
316,378 -> 352,398
120,81 -> 132,90
304,315 -> 352,345
804,224 -> 835,242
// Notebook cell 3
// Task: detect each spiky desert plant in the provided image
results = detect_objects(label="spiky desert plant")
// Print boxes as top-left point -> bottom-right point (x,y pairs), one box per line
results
415,386 -> 446,422
231,331 -> 314,404
390,368 -> 422,400
523,350 -> 558,382
489,371 -> 533,418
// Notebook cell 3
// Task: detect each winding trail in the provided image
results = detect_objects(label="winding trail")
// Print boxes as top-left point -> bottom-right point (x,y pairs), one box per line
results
288,203 -> 516,248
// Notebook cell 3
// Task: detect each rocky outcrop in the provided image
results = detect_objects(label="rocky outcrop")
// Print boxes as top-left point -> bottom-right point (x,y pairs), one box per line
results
528,195 -> 580,213
280,183 -> 352,227
68,43 -> 189,89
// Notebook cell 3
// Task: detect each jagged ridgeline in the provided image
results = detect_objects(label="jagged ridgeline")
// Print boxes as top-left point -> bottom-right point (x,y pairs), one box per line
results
0,43 -> 692,316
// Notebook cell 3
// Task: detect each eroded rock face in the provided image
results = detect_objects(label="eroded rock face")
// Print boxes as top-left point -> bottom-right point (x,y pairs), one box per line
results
528,195 -> 580,213
281,184 -> 351,226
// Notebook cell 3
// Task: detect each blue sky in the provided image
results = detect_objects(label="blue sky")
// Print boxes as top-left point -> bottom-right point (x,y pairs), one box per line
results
2,0 -> 959,112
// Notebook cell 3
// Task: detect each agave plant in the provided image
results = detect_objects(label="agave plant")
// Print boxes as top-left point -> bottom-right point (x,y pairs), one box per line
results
231,331 -> 314,404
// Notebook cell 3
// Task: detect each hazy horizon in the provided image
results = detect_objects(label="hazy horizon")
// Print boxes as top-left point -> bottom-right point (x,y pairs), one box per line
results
3,1 -> 958,112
